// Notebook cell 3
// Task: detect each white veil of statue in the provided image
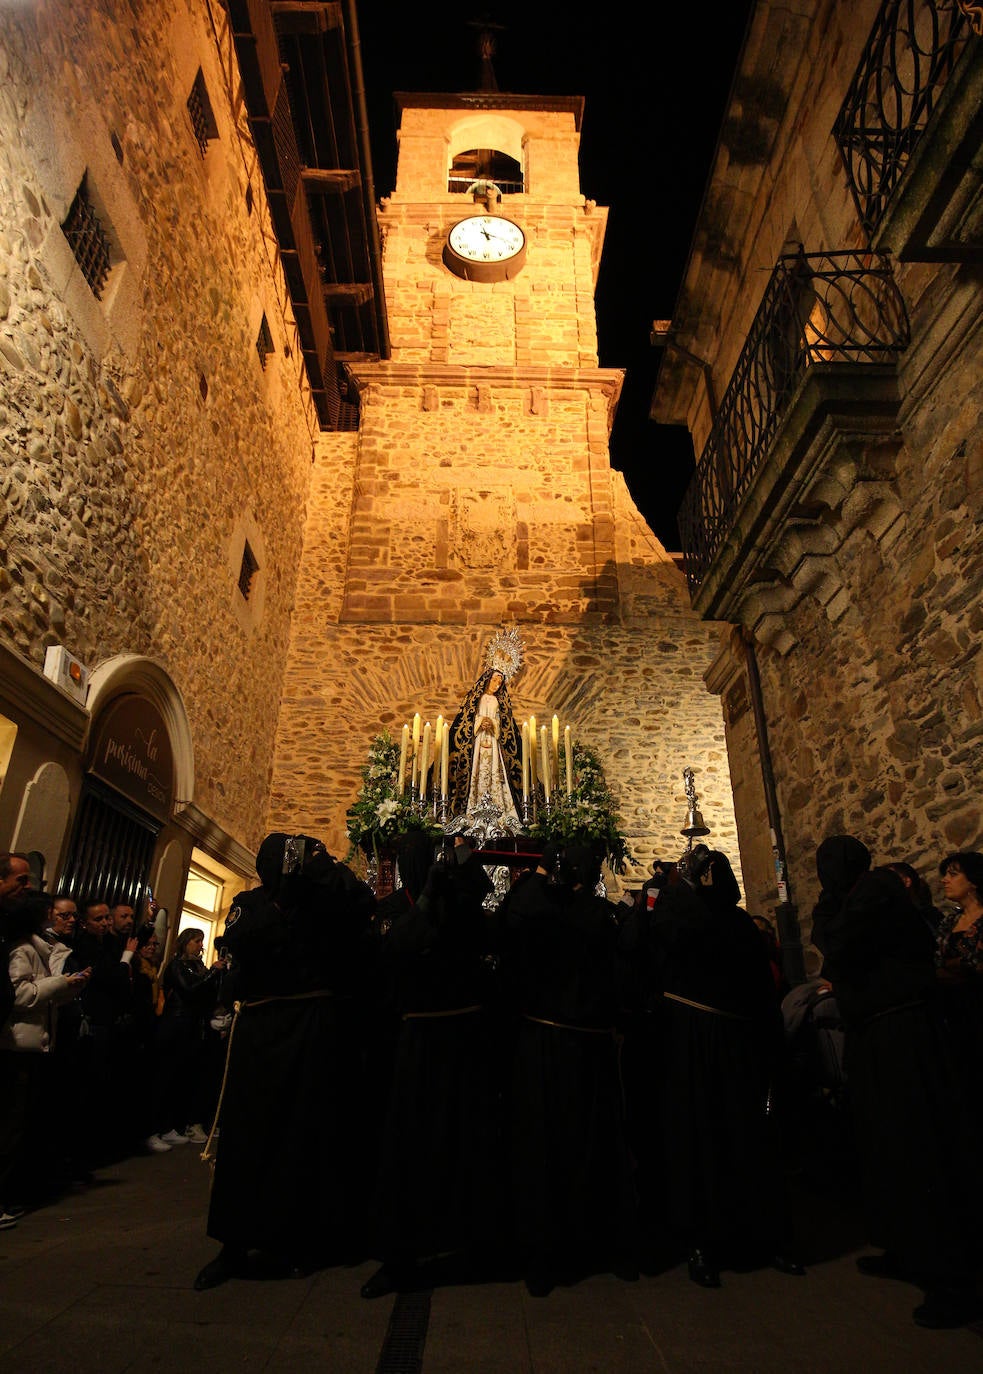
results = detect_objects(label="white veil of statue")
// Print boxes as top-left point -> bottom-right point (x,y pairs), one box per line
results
447,628 -> 524,834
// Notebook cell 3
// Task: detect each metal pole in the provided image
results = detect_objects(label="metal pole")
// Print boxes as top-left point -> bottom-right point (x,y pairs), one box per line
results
742,629 -> 806,985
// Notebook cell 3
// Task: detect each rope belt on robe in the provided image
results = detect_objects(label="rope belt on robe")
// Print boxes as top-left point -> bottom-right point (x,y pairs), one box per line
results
402,1004 -> 483,1020
200,988 -> 335,1166
856,997 -> 927,1029
663,990 -> 754,1022
523,1012 -> 615,1035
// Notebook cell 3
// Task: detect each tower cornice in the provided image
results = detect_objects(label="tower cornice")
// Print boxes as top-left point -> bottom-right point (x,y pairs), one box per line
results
347,361 -> 625,426
394,91 -> 585,130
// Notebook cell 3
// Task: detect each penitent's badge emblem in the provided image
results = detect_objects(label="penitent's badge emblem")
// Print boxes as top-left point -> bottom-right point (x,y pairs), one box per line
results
225,903 -> 241,927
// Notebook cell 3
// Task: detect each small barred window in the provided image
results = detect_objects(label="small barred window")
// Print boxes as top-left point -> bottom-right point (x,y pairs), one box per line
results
238,541 -> 259,600
256,314 -> 274,370
187,68 -> 219,158
61,175 -> 112,299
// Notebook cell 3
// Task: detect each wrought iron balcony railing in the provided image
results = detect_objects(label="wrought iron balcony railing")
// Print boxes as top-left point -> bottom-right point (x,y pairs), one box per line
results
678,252 -> 910,595
833,0 -> 975,242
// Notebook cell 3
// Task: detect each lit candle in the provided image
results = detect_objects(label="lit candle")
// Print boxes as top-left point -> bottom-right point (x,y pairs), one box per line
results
528,717 -> 538,795
411,713 -> 421,790
420,722 -> 431,799
397,724 -> 409,795
540,725 -> 551,802
441,726 -> 450,799
564,725 -> 573,796
521,721 -> 529,803
552,714 -> 560,780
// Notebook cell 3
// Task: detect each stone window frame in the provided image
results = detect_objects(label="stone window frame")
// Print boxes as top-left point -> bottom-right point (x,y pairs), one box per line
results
227,516 -> 267,635
36,132 -> 148,362
186,67 -> 219,159
60,173 -> 113,300
256,313 -> 275,371
237,540 -> 259,601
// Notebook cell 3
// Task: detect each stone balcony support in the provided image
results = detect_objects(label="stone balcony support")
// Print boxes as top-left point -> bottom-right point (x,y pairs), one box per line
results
692,366 -> 906,654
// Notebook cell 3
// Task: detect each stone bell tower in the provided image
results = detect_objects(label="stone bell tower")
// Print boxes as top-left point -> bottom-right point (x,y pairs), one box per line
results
341,92 -> 624,623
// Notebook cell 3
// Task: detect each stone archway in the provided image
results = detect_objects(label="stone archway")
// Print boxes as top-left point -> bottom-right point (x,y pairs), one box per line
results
85,654 -> 196,807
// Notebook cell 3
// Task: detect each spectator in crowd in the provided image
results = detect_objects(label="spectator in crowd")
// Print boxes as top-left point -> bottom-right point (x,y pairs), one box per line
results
779,972 -> 851,1189
67,898 -> 139,1166
0,890 -> 90,1225
131,928 -> 163,1149
194,833 -> 375,1291
0,853 -> 32,902
147,928 -> 225,1153
42,895 -> 80,974
934,850 -> 983,1155
936,851 -> 983,971
108,902 -> 136,952
38,892 -> 91,1186
887,861 -> 946,937
811,835 -> 982,1329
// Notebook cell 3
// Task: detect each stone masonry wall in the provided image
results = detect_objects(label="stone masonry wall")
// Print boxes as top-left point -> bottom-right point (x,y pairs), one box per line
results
380,206 -> 604,368
680,0 -> 983,933
271,447 -> 741,901
0,0 -> 315,848
339,369 -> 624,624
758,286 -> 983,925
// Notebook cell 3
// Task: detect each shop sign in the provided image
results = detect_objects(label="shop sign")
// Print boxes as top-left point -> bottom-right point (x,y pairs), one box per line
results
89,694 -> 174,820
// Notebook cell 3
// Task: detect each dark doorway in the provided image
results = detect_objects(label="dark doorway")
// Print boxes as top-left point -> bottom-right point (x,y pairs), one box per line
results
60,776 -> 159,906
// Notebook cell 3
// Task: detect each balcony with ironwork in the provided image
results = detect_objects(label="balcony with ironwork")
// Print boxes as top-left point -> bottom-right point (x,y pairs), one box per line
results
678,252 -> 910,646
833,0 -> 983,262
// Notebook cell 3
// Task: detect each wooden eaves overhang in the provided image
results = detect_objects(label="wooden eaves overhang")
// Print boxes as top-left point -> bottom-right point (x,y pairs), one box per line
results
228,0 -> 389,429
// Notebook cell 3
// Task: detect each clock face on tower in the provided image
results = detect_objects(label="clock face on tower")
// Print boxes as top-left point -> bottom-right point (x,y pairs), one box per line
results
443,215 -> 527,283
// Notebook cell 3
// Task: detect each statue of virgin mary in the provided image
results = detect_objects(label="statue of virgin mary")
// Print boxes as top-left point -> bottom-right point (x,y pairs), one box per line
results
447,627 -> 524,835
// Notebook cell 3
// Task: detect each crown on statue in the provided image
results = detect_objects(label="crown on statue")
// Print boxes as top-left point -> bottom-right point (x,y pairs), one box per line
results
485,625 -> 524,683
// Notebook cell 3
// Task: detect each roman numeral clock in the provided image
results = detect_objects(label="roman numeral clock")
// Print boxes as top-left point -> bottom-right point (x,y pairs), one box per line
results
443,212 -> 527,282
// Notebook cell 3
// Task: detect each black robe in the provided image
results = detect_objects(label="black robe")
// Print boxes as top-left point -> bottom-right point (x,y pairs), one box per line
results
505,875 -> 637,1278
639,859 -> 788,1266
205,845 -> 375,1266
811,839 -> 977,1283
367,851 -> 502,1267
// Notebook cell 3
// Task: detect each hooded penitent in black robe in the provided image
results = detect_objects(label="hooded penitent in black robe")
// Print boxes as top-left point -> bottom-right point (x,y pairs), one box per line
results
811,835 -> 977,1288
642,850 -> 790,1271
505,844 -> 638,1287
204,834 -> 375,1269
367,842 -> 502,1276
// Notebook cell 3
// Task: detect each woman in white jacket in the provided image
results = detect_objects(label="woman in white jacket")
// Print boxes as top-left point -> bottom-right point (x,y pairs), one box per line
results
0,891 -> 90,1223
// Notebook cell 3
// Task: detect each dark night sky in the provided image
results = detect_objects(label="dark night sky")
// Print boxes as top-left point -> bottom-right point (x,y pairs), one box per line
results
356,3 -> 753,550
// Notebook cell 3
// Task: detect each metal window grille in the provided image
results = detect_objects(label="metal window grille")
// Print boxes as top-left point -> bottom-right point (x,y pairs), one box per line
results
61,175 -> 111,299
238,541 -> 259,600
187,68 -> 219,158
256,314 -> 274,370
59,778 -> 159,908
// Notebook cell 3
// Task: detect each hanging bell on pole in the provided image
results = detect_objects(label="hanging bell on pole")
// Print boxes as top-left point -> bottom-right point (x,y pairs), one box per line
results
681,804 -> 710,839
680,765 -> 711,838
